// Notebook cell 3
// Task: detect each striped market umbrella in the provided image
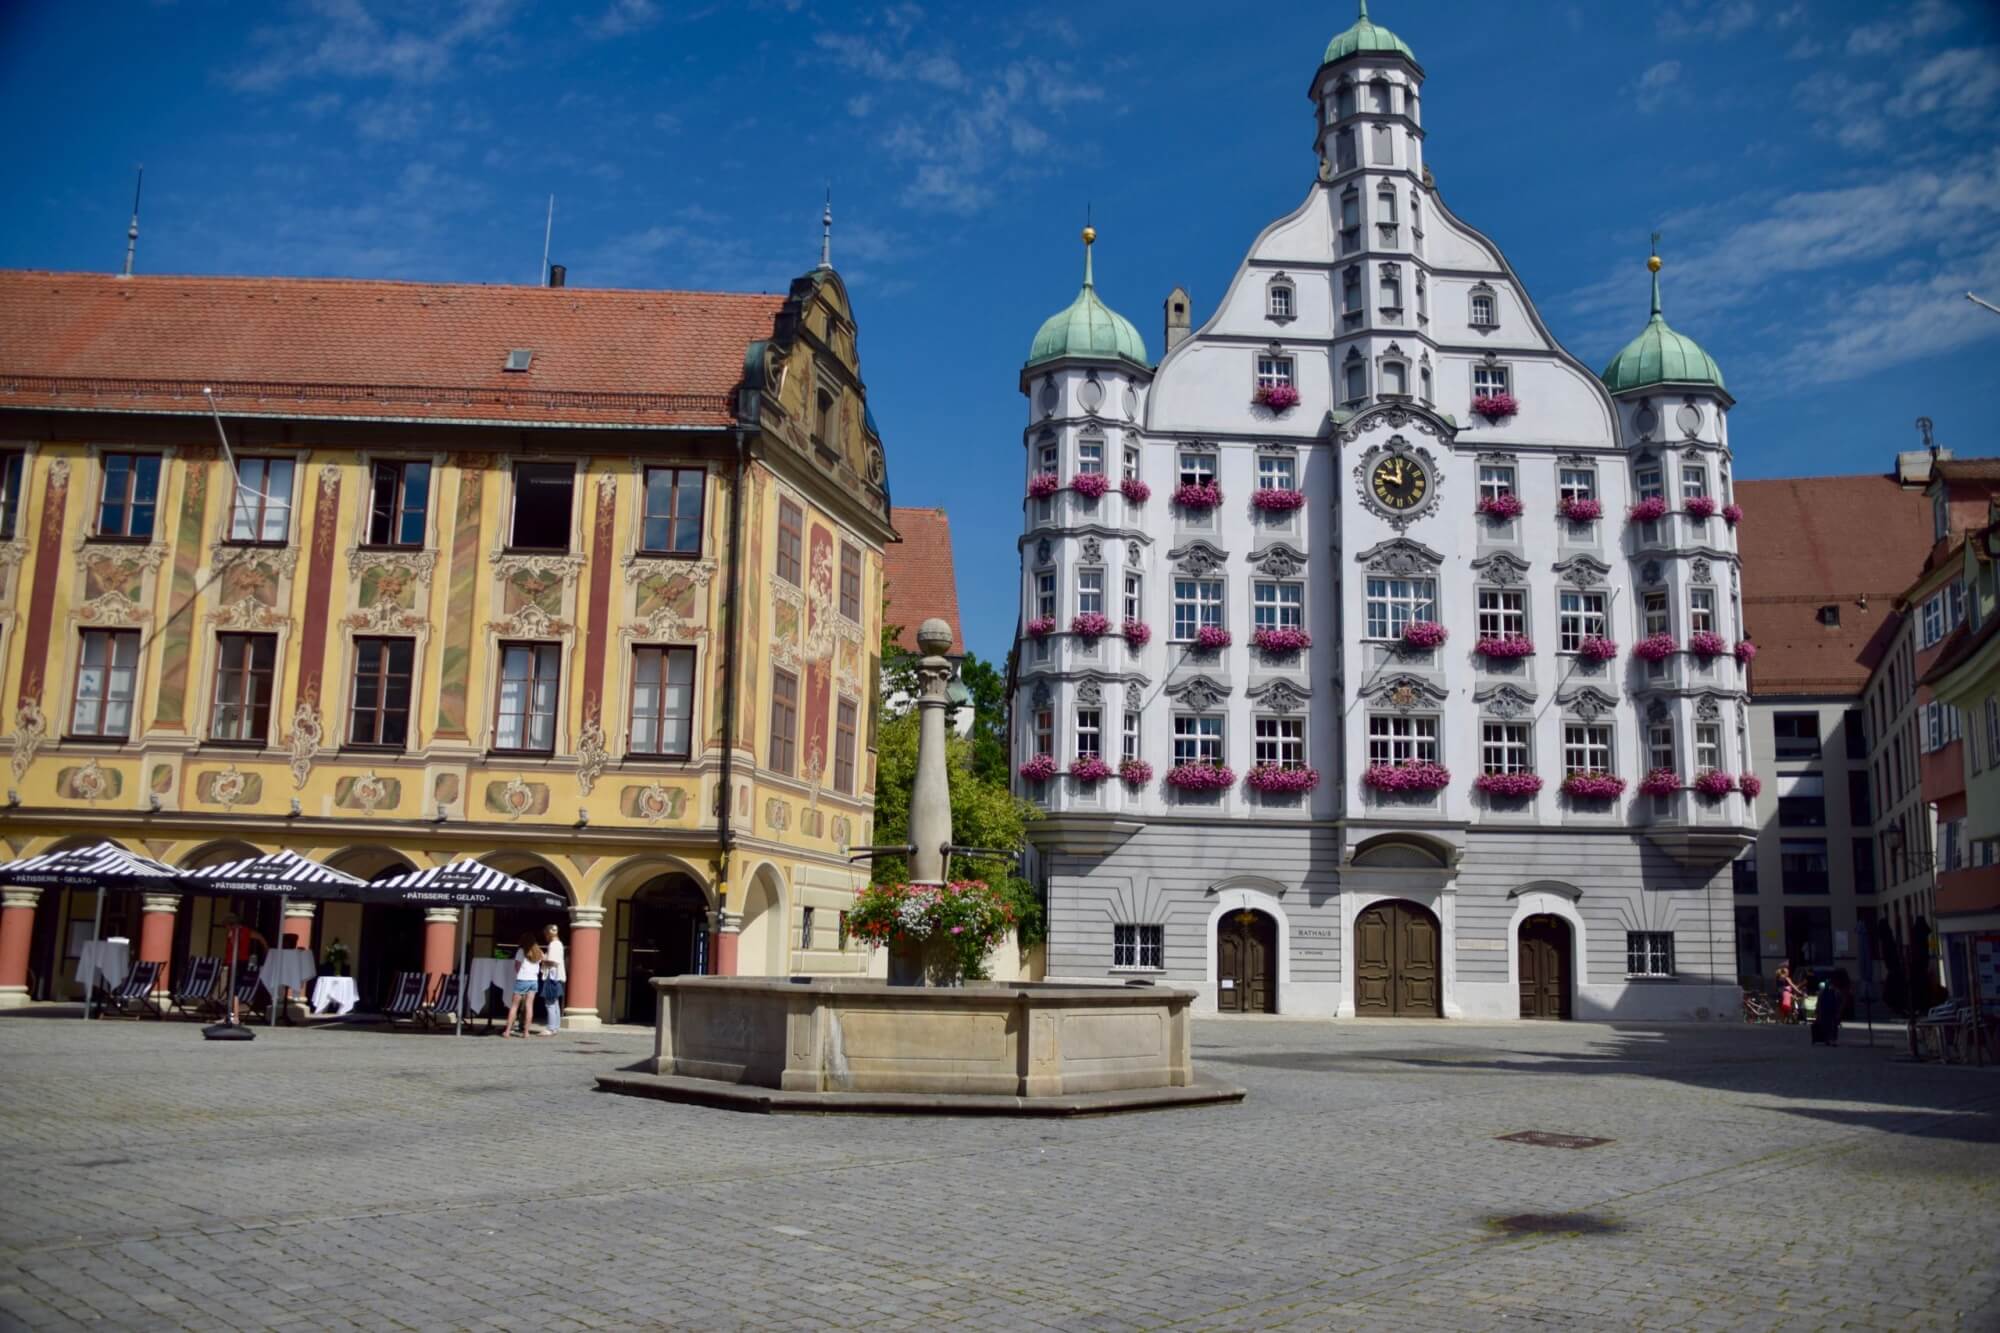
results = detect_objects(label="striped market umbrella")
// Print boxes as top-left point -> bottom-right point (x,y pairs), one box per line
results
364,860 -> 566,1036
184,851 -> 370,1029
0,842 -> 191,1019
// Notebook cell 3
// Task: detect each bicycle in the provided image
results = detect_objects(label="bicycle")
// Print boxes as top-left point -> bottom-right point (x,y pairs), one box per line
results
1742,989 -> 1778,1024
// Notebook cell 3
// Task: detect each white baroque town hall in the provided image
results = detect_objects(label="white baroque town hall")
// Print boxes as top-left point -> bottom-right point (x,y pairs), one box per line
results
1011,4 -> 1754,1020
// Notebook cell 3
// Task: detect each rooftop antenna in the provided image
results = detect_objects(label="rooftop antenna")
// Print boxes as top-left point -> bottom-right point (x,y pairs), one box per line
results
1917,416 -> 1936,457
121,166 -> 144,278
539,194 -> 555,286
818,186 -> 832,270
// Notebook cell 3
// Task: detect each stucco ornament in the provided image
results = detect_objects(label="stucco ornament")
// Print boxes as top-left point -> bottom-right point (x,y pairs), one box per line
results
9,700 -> 46,782
1076,678 -> 1104,706
574,718 -> 609,798
1248,679 -> 1310,714
1469,551 -> 1529,586
350,770 -> 390,813
500,777 -> 537,819
1560,687 -> 1620,722
1554,555 -> 1612,587
1355,537 -> 1444,577
1476,684 -> 1535,719
1125,681 -> 1144,711
1167,675 -> 1228,713
1362,673 -> 1448,713
210,766 -> 250,808
69,760 -> 110,803
1252,543 -> 1306,579
288,698 -> 323,790
1169,541 -> 1228,578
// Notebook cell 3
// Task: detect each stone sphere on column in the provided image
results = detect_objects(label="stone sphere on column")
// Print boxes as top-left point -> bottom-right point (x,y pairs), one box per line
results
917,618 -> 953,656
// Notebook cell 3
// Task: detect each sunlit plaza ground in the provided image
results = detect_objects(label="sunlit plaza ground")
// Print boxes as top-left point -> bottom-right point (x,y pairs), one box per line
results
2,1011 -> 1996,1332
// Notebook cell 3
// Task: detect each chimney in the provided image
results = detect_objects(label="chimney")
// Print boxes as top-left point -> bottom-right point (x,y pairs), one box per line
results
548,264 -> 567,288
1163,285 -> 1191,353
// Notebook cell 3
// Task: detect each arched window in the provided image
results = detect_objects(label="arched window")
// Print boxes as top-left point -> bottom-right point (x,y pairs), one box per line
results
1336,80 -> 1356,120
1470,282 -> 1498,330
1339,189 -> 1361,253
1419,363 -> 1433,404
1336,129 -> 1357,172
1267,276 -> 1296,321
1382,359 -> 1408,396
1369,79 -> 1391,114
1377,187 -> 1399,246
1343,348 -> 1367,404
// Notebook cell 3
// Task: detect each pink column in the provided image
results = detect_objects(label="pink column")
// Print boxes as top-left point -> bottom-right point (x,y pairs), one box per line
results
422,909 -> 460,979
139,893 -> 180,991
281,902 -> 317,954
0,888 -> 41,1009
715,910 -> 742,977
565,906 -> 603,1028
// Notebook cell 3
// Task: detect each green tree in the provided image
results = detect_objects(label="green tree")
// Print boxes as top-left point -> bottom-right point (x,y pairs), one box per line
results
956,650 -> 1011,785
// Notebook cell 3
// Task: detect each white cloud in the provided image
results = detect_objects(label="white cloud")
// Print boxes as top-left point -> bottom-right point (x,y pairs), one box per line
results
1794,70 -> 1888,151
586,0 -> 657,40
352,94 -> 433,141
1634,60 -> 1682,113
1847,0 -> 1962,55
1658,0 -> 1757,40
226,0 -> 519,93
846,95 -> 873,118
814,31 -> 967,91
1886,47 -> 2000,125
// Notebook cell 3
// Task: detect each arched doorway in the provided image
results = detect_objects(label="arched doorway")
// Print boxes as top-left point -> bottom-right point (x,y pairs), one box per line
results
1353,899 -> 1442,1017
614,874 -> 709,1026
1518,914 -> 1573,1020
1216,909 -> 1278,1014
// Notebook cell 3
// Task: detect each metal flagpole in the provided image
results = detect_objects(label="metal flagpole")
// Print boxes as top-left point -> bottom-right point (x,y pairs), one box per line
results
270,894 -> 287,1028
454,908 -> 469,1037
82,889 -> 106,1021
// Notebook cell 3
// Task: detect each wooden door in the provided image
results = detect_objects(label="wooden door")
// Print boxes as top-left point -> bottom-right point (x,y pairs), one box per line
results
1517,915 -> 1572,1020
1217,919 -> 1244,1013
1354,904 -> 1395,1015
1353,900 -> 1443,1017
1216,910 -> 1278,1014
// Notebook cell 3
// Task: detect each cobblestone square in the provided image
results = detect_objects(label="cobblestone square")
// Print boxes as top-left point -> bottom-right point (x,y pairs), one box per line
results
2,1013 -> 1996,1332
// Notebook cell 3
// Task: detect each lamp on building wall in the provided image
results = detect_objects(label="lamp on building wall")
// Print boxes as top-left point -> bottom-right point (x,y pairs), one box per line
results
1884,825 -> 1905,881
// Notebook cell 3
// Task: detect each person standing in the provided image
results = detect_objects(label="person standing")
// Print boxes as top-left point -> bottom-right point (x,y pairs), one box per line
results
503,932 -> 543,1039
538,923 -> 566,1036
1775,962 -> 1802,1024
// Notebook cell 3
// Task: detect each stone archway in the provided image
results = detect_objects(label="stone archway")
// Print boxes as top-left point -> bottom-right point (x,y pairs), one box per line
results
736,863 -> 787,979
1215,908 -> 1279,1014
1352,899 -> 1442,1017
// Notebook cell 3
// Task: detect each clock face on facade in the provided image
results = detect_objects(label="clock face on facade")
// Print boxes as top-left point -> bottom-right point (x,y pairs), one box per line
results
1370,454 -> 1430,511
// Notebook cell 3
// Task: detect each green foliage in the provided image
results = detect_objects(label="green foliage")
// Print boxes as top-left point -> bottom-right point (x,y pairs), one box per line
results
845,880 -> 1017,984
956,651 -> 1011,785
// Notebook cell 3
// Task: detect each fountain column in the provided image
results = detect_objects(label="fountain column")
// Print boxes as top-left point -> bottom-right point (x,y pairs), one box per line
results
907,618 -> 957,887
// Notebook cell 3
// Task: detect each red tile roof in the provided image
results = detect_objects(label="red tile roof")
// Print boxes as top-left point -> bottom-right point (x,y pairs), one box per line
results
882,507 -> 964,656
1736,475 -> 1935,697
0,270 -> 783,428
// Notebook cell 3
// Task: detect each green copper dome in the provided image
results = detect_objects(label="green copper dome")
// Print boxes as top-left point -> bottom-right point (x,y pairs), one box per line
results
1324,0 -> 1415,65
1026,228 -> 1149,370
1600,256 -> 1726,395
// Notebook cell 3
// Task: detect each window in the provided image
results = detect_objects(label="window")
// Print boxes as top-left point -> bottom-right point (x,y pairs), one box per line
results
1627,932 -> 1675,978
1643,590 -> 1670,638
1173,579 -> 1224,640
1773,712 -> 1821,760
1256,355 -> 1295,390
1033,708 -> 1054,760
1122,709 -> 1140,761
1255,716 -> 1305,768
776,500 -> 803,586
1177,452 -> 1216,487
1843,707 -> 1867,761
1681,463 -> 1709,502
1689,588 -> 1716,636
629,645 -> 695,759
1635,465 -> 1663,502
768,669 -> 799,775
1476,588 -> 1524,639
1473,363 -> 1510,398
839,542 -> 862,620
1371,123 -> 1394,164
1077,708 -> 1102,761
508,462 -> 575,550
1558,590 -> 1608,652
1988,697 -> 2000,761
1344,353 -> 1367,402
70,629 -> 140,739
800,905 -> 816,951
210,633 -> 277,743
0,451 -> 23,540
1947,578 -> 1966,631
1419,364 -> 1433,403
1335,128 -> 1357,172
1477,463 -> 1515,504
1648,722 -> 1676,772
814,376 -> 839,450
1123,572 -> 1142,625
1778,775 -> 1826,827
1733,856 -> 1758,895
1113,924 -> 1164,971
1039,441 -> 1058,476
1340,190 -> 1361,251
1846,769 -> 1871,823
348,637 -> 416,748
1368,713 -> 1438,764
1381,358 -> 1408,394
1078,438 -> 1104,476
1173,714 -> 1224,766
1563,722 -> 1612,775
834,698 -> 857,793
642,467 -> 705,555
1919,594 -> 1945,647
1365,576 -> 1436,639
227,458 -> 294,544
1780,838 -> 1830,893
1254,581 -> 1304,630
1481,721 -> 1530,775
96,453 -> 162,539
1268,282 -> 1295,319
1342,267 -> 1362,315
1035,572 -> 1056,622
1853,836 -> 1877,894
367,461 -> 431,547
1122,445 -> 1141,482
1258,455 -> 1296,493
1335,82 -> 1356,118
1470,292 -> 1496,328
1695,722 -> 1722,773
1077,568 -> 1104,617
493,643 -> 561,753
1558,467 -> 1597,504
1380,268 -> 1402,311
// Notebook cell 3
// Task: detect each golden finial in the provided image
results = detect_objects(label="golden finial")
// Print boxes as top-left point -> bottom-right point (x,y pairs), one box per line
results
1648,254 -> 1662,273
1082,225 -> 1096,245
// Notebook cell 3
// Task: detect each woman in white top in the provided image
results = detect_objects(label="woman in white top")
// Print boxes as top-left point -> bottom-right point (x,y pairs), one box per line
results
537,924 -> 566,1037
504,932 -> 543,1039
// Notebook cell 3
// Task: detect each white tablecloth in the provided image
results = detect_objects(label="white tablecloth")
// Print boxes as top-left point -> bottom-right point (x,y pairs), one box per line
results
76,940 -> 131,990
310,976 -> 359,1015
257,949 -> 317,998
467,958 -> 516,1015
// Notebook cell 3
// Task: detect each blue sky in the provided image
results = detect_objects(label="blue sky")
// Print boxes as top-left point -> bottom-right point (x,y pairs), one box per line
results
3,0 -> 1997,664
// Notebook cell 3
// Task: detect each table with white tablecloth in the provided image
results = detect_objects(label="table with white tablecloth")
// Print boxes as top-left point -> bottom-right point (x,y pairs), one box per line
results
309,975 -> 359,1015
74,939 -> 131,992
466,958 -> 516,1019
257,948 -> 317,999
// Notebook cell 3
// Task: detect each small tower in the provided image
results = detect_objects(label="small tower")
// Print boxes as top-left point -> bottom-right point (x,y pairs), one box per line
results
1163,286 -> 1192,353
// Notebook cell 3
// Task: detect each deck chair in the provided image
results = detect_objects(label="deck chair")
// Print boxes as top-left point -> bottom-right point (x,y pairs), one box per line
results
381,971 -> 429,1022
231,965 -> 268,1022
169,957 -> 222,1019
100,961 -> 164,1019
416,973 -> 462,1030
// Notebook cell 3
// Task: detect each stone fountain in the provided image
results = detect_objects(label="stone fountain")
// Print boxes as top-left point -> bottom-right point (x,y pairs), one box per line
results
598,620 -> 1242,1114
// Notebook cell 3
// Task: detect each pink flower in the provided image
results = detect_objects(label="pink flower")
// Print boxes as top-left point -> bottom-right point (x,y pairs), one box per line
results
1684,495 -> 1718,519
1692,769 -> 1737,798
1633,633 -> 1679,662
1561,771 -> 1627,800
1689,630 -> 1728,659
1194,625 -> 1232,651
1363,761 -> 1451,793
1477,493 -> 1525,520
1474,635 -> 1536,659
1018,754 -> 1058,782
950,926 -> 963,935
1558,496 -> 1603,522
1722,503 -> 1743,527
1401,620 -> 1449,650
1071,612 -> 1111,640
1254,384 -> 1302,411
1576,635 -> 1620,662
1172,481 -> 1223,510
1026,616 -> 1056,639
1734,639 -> 1758,664
1027,472 -> 1060,499
1252,626 -> 1312,653
1245,765 -> 1321,794
1474,772 -> 1544,798
1166,763 -> 1236,791
1069,757 -> 1114,784
1252,488 -> 1308,512
1738,773 -> 1762,799
1472,392 -> 1519,420
1122,619 -> 1152,647
1071,472 -> 1110,499
1638,768 -> 1682,797
1119,759 -> 1154,786
1120,477 -> 1152,504
1627,496 -> 1670,523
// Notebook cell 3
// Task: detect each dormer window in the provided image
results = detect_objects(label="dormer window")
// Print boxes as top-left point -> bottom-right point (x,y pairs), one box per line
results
1267,278 -> 1295,321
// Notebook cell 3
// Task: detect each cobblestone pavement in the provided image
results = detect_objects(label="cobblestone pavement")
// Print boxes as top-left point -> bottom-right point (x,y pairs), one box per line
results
1,1011 -> 1996,1332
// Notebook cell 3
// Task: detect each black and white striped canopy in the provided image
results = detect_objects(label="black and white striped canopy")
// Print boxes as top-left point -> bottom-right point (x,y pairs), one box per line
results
183,849 -> 368,899
365,859 -> 566,909
0,841 -> 187,889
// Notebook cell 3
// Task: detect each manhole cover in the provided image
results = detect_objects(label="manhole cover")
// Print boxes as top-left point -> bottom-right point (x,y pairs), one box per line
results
1489,1212 -> 1621,1236
1497,1130 -> 1613,1150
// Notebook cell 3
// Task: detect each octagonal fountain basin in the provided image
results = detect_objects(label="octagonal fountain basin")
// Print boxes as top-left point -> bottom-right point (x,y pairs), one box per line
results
596,976 -> 1245,1116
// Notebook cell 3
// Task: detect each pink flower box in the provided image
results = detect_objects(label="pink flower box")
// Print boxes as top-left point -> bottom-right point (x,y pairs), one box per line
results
1738,773 -> 1762,799
1633,633 -> 1679,662
1558,496 -> 1603,522
1364,761 -> 1451,793
1027,472 -> 1060,499
1026,616 -> 1057,639
1402,620 -> 1449,650
1477,493 -> 1525,520
1475,635 -> 1536,659
1627,496 -> 1670,523
1252,626 -> 1312,653
1252,488 -> 1308,511
1245,765 -> 1321,794
1069,757 -> 1114,784
1122,619 -> 1152,647
1689,630 -> 1728,659
1471,392 -> 1519,420
1576,635 -> 1620,662
1561,771 -> 1627,800
1722,503 -> 1743,527
1194,625 -> 1232,651
1167,763 -> 1236,791
1120,477 -> 1152,504
1684,495 -> 1719,519
1254,384 -> 1301,411
1071,612 -> 1110,640
1173,481 -> 1223,510
1072,472 -> 1110,499
1018,754 -> 1058,782
1119,759 -> 1154,786
1734,639 -> 1758,664
1474,772 -> 1544,799
1692,769 -> 1737,798
1638,768 -> 1682,797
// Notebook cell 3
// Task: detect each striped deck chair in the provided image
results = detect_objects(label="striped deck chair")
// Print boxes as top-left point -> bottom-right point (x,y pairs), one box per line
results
100,961 -> 164,1019
231,965 -> 267,1021
381,971 -> 429,1022
169,957 -> 222,1019
416,974 -> 462,1030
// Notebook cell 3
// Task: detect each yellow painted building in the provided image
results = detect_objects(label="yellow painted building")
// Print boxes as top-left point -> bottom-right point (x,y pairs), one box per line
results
0,263 -> 896,1025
